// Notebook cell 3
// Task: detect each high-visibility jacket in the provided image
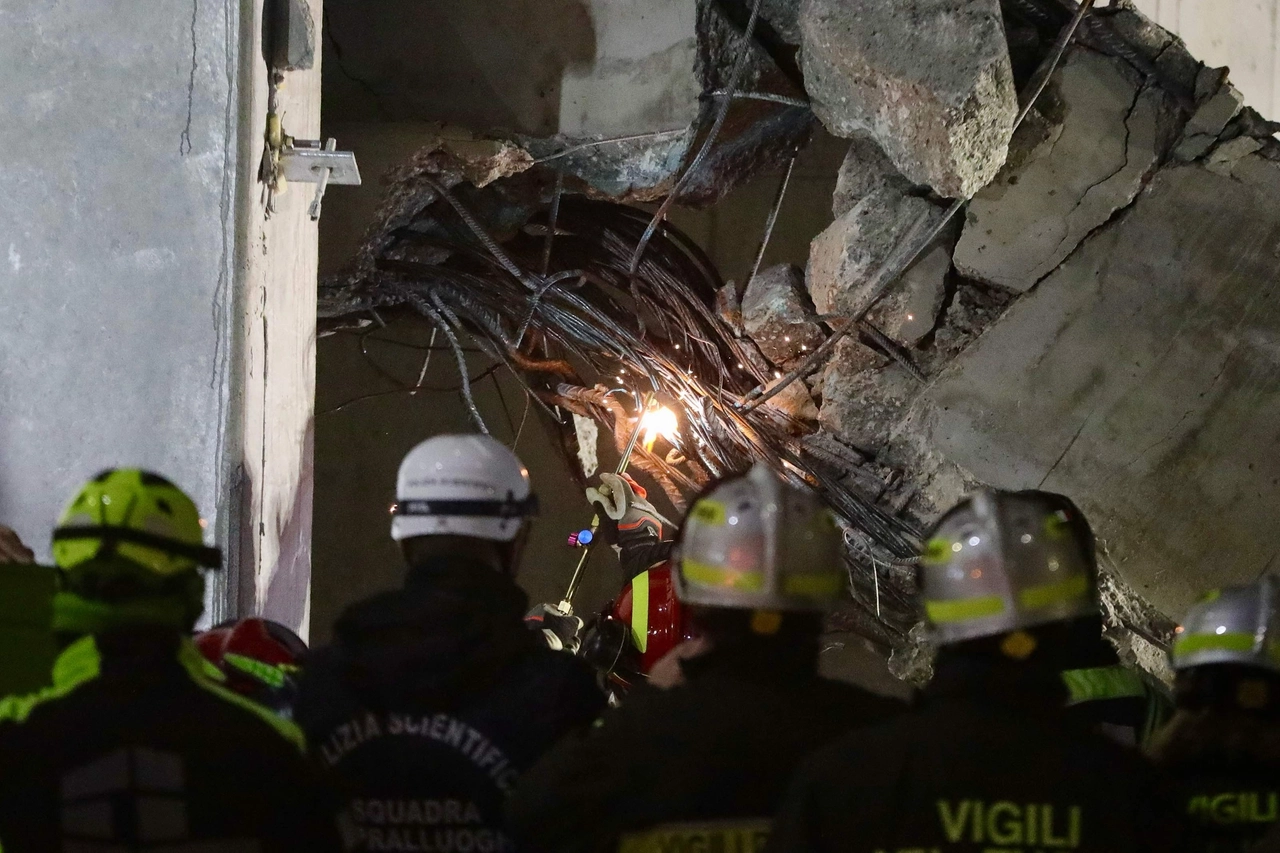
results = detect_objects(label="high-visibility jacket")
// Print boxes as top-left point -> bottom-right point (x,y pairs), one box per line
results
769,654 -> 1187,853
0,563 -> 56,696
0,629 -> 339,852
1149,706 -> 1280,852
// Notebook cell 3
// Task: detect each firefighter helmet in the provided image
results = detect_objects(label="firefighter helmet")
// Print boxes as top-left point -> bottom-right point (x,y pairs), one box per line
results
50,469 -> 220,633
919,489 -> 1098,645
673,464 -> 843,612
1172,578 -> 1280,674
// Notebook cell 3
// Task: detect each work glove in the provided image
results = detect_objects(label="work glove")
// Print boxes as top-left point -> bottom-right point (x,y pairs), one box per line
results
0,526 -> 33,565
586,473 -> 675,580
525,602 -> 584,653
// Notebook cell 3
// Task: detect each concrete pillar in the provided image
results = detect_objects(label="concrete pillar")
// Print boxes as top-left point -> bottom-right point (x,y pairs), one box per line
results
233,0 -> 322,639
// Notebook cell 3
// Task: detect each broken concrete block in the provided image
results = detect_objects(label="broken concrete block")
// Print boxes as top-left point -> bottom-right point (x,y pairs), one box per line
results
741,265 -> 825,367
760,0 -> 802,45
263,0 -> 316,71
810,138 -> 952,345
819,361 -> 918,456
763,376 -> 820,422
1174,72 -> 1244,162
798,0 -> 1016,197
953,50 -> 1166,293
1204,135 -> 1262,177
523,0 -> 812,206
910,164 -> 1280,617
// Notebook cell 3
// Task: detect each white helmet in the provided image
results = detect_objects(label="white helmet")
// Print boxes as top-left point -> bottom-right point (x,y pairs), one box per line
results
1172,578 -> 1280,674
673,463 -> 844,612
920,490 -> 1098,645
391,434 -> 537,543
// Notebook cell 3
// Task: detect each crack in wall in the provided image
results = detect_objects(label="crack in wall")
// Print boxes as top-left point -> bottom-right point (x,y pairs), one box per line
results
180,0 -> 199,155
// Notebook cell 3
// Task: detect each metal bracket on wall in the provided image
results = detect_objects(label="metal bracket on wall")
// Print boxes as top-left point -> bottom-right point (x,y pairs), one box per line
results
279,138 -> 361,221
260,111 -> 361,221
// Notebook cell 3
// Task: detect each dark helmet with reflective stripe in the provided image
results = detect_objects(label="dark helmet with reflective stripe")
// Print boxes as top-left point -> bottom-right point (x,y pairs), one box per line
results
50,469 -> 221,633
919,489 -> 1098,645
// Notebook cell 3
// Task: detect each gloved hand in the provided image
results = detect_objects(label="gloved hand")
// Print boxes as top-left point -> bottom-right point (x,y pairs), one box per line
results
586,473 -> 675,580
0,526 -> 33,565
525,602 -> 584,653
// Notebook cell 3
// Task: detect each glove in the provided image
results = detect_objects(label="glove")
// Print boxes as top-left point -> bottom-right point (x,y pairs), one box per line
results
525,602 -> 584,653
0,526 -> 33,565
586,474 -> 675,580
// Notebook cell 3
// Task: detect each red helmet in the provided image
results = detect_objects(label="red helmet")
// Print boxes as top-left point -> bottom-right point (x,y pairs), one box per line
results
583,563 -> 698,691
195,618 -> 306,714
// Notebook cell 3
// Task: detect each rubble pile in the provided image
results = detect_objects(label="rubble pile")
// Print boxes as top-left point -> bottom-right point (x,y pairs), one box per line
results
322,0 -> 1280,661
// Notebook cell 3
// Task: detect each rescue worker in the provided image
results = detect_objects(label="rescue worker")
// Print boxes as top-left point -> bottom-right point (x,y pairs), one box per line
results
1148,578 -> 1280,851
506,463 -> 901,853
0,469 -> 339,852
528,472 -> 676,655
769,489 -> 1183,853
196,617 -> 308,718
293,434 -> 605,853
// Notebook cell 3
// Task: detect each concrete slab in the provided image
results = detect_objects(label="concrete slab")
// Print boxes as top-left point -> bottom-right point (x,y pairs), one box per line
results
954,50 -> 1166,293
912,165 -> 1280,615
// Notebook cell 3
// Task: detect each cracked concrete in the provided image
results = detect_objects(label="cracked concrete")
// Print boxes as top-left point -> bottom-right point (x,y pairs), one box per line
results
905,164 -> 1280,617
954,49 -> 1173,293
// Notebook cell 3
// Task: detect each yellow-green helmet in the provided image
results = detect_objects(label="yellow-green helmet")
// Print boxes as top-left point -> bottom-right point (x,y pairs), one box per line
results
50,469 -> 221,633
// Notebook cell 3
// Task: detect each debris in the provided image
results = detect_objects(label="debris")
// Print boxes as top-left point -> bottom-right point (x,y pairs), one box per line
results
1204,135 -> 1263,176
1174,69 -> 1244,162
808,137 -> 952,344
820,360 -> 917,457
762,376 -> 820,422
911,164 -> 1280,618
953,50 -> 1170,293
740,264 -> 825,366
798,0 -> 1017,197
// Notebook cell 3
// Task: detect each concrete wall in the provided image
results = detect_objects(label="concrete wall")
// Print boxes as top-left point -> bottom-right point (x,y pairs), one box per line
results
0,0 -> 322,633
1132,0 -> 1280,118
322,0 -> 698,135
0,1 -> 244,612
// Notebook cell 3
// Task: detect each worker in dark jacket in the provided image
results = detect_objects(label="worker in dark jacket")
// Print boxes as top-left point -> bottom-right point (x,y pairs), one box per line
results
294,434 -> 605,853
0,469 -> 338,852
507,463 -> 901,853
1147,577 -> 1280,851
769,489 -> 1184,853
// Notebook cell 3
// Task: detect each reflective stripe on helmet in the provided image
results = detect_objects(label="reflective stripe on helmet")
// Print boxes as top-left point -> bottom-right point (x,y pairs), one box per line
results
925,595 -> 1006,623
631,571 -> 650,654
1172,631 -> 1274,662
682,559 -> 764,591
688,500 -> 728,526
682,560 -> 842,597
394,495 -> 539,518
1018,574 -> 1090,610
223,652 -> 288,689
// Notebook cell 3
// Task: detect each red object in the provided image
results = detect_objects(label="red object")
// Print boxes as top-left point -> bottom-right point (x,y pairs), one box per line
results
195,617 -> 307,691
611,563 -> 697,676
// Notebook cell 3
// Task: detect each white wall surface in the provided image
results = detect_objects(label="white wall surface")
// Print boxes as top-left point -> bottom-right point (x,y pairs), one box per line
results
1131,0 -> 1280,118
